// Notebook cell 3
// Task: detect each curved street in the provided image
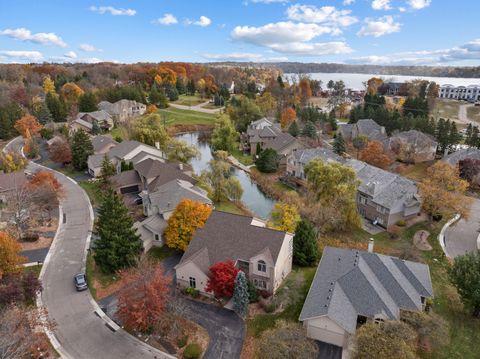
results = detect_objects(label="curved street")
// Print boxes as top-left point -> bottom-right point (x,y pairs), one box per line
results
444,198 -> 480,257
4,137 -> 172,359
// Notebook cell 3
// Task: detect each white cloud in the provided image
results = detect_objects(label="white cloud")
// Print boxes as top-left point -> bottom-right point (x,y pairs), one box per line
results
231,21 -> 352,56
79,43 -> 99,52
49,56 -> 107,64
195,16 -> 212,27
371,0 -> 392,10
156,13 -> 178,25
286,4 -> 358,28
399,7 -> 407,12
89,6 -> 136,16
343,0 -> 355,4
0,50 -> 43,62
348,38 -> 480,65
64,51 -> 77,59
249,0 -> 289,3
407,0 -> 431,10
357,16 -> 401,37
203,52 -> 288,62
0,27 -> 66,47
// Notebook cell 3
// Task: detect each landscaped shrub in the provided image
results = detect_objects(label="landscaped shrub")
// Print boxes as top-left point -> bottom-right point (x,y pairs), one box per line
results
177,335 -> 188,348
184,287 -> 200,298
247,281 -> 259,303
396,219 -> 406,227
183,343 -> 202,359
258,290 -> 271,299
22,231 -> 40,242
263,302 -> 276,313
40,128 -> 54,140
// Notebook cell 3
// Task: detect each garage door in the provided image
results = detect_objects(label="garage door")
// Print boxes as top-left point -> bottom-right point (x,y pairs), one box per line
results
307,325 -> 345,347
120,185 -> 139,194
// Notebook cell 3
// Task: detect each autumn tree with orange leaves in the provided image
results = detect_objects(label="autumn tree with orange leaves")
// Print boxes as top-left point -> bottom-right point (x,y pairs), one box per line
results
116,262 -> 171,332
146,104 -> 157,114
164,199 -> 212,251
359,141 -> 394,170
0,231 -> 24,280
48,139 -> 72,165
60,82 -> 84,106
28,170 -> 64,197
280,108 -> 297,129
14,115 -> 42,138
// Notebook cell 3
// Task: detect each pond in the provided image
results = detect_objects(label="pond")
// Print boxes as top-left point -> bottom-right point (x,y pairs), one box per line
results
177,132 -> 275,219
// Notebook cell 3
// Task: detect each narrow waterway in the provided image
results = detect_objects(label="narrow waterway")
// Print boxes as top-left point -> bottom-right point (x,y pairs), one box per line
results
177,132 -> 275,219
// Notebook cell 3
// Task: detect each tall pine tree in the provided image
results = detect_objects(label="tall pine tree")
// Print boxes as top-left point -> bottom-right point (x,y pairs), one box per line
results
94,187 -> 142,274
233,271 -> 249,317
70,130 -> 93,170
293,219 -> 319,267
333,133 -> 346,155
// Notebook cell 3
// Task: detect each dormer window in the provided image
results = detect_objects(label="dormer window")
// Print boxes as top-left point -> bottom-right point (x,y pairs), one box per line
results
257,260 -> 266,272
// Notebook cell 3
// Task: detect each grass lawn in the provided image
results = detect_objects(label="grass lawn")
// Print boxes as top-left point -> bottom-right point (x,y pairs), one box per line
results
85,254 -> 119,300
147,246 -> 179,261
201,103 -> 222,110
57,165 -> 85,178
79,181 -> 103,207
247,266 -> 316,337
158,107 -> 217,127
466,105 -> 480,124
215,201 -> 248,215
111,126 -> 129,141
396,161 -> 434,182
433,99 -> 460,120
23,264 -> 42,278
231,148 -> 254,166
173,94 -> 205,106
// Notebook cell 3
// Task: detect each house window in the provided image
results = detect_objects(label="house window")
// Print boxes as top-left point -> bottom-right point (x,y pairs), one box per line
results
374,317 -> 384,324
257,260 -> 267,272
189,277 -> 196,289
356,315 -> 367,329
254,279 -> 267,289
154,234 -> 160,241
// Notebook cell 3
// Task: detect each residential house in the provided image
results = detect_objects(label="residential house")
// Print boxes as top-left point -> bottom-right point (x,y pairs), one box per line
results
243,118 -> 281,155
135,179 -> 212,251
98,99 -> 146,123
91,135 -> 117,155
71,110 -> 114,133
439,84 -> 480,101
339,119 -> 387,143
87,140 -> 165,177
266,132 -> 304,165
387,130 -> 438,163
286,148 -> 421,228
299,245 -> 433,348
175,211 -> 293,295
379,82 -> 405,96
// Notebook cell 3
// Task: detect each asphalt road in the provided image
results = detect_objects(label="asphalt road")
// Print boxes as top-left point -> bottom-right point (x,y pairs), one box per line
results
445,197 -> 480,257
5,137 -> 172,359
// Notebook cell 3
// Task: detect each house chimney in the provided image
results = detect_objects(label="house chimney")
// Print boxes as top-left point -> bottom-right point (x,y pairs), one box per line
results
178,163 -> 183,171
368,238 -> 374,253
155,141 -> 160,150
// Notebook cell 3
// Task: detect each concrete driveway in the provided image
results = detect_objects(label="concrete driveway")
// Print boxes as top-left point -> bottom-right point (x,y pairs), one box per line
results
5,137 -> 172,359
445,197 -> 480,257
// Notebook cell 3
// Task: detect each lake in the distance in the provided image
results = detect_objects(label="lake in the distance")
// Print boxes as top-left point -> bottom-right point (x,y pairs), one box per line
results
177,132 -> 275,219
284,72 -> 480,90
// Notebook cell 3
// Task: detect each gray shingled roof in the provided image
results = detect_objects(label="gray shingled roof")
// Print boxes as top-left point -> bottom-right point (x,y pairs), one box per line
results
443,148 -> 480,166
91,135 -> 117,153
264,132 -> 298,153
178,211 -> 287,272
108,140 -> 143,159
294,148 -> 342,165
133,158 -> 192,188
147,179 -> 211,214
299,246 -> 433,333
87,153 -> 105,169
111,170 -> 141,188
390,130 -> 437,148
78,110 -> 112,122
356,119 -> 384,136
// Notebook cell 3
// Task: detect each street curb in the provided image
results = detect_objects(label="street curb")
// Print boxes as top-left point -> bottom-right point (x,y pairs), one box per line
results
477,232 -> 480,251
438,213 -> 461,258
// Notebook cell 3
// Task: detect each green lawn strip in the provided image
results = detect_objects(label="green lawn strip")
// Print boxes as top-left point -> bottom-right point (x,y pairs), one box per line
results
201,103 -> 222,110
111,126 -> 129,141
466,106 -> 480,123
173,95 -> 205,106
85,253 -> 119,300
23,264 -> 42,278
230,148 -> 254,166
214,201 -> 247,215
147,246 -> 179,261
85,254 -> 98,300
247,266 -> 316,337
79,181 -> 103,207
158,107 -> 217,126
57,165 -> 85,178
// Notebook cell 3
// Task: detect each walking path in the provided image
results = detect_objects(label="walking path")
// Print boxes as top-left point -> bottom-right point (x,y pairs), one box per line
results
5,137 -> 173,359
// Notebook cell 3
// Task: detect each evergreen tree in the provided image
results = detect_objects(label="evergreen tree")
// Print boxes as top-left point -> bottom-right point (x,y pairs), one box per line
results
233,271 -> 249,317
219,84 -> 230,101
0,103 -> 23,139
256,148 -> 279,173
165,83 -> 179,101
150,84 -> 168,109
94,188 -> 142,274
36,102 -> 53,124
288,120 -> 300,137
293,219 -> 319,267
78,92 -> 98,112
175,78 -> 186,95
70,130 -> 93,170
468,126 -> 480,148
333,132 -> 346,155
448,121 -> 461,151
186,79 -> 196,96
100,155 -> 116,184
302,121 -> 317,138
46,92 -> 67,122
91,120 -> 100,135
